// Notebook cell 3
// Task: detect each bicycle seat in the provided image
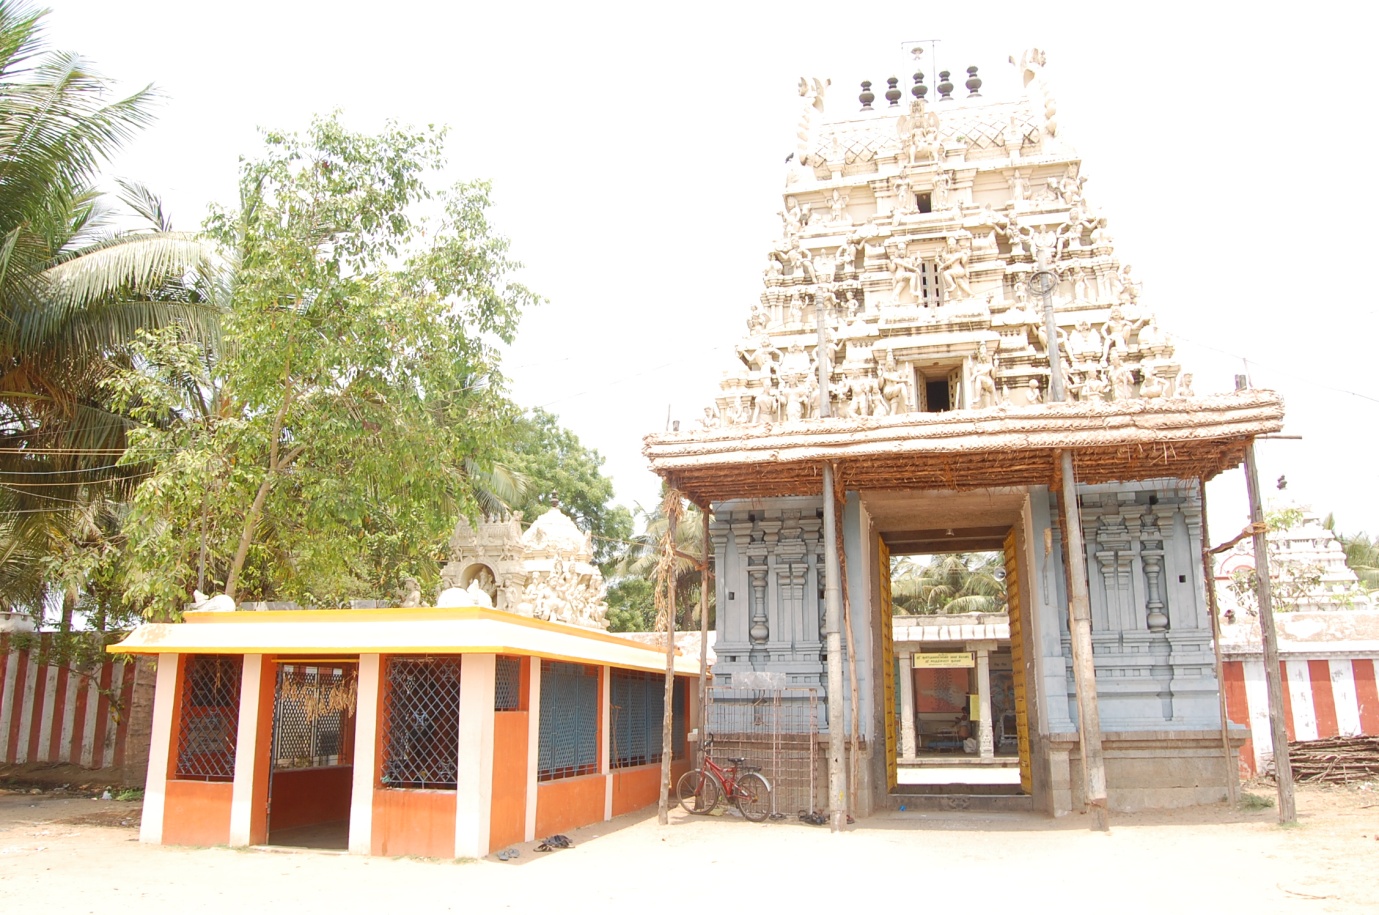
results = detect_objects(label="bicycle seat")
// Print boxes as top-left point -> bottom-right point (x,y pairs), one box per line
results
726,757 -> 747,766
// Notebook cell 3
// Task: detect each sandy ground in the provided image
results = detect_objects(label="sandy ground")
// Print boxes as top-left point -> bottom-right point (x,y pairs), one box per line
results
1,781 -> 1377,915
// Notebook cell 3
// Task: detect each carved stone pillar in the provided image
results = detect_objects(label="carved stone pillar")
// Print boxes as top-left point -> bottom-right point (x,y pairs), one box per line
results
749,566 -> 769,646
974,643 -> 995,759
1141,507 -> 1168,632
898,651 -> 916,759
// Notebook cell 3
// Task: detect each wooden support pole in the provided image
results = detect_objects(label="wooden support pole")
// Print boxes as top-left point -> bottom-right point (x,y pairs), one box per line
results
697,508 -> 711,770
1242,441 -> 1297,823
1057,449 -> 1109,830
1198,479 -> 1240,804
833,485 -> 860,818
822,462 -> 847,831
658,490 -> 682,826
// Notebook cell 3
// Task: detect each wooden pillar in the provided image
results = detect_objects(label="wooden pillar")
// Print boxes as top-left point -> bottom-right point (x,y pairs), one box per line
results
822,463 -> 847,831
1243,441 -> 1297,823
1057,450 -> 1109,830
697,508 -> 711,769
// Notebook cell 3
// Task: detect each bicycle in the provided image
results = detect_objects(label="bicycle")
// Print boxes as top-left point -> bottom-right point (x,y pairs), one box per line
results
676,736 -> 772,822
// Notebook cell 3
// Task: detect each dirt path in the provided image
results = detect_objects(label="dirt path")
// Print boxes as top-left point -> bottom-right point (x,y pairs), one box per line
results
2,782 -> 1377,914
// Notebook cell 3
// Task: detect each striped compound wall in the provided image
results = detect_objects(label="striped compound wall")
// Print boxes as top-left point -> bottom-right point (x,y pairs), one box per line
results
1222,656 -> 1379,776
0,633 -> 137,772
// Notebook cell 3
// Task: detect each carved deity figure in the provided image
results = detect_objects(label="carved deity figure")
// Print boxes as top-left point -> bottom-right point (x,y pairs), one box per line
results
933,169 -> 953,210
835,237 -> 859,277
1008,169 -> 1029,202
938,236 -> 972,299
887,241 -> 918,302
1176,373 -> 1195,398
1026,377 -> 1042,405
1068,320 -> 1102,365
1081,365 -> 1109,402
893,174 -> 915,216
972,343 -> 998,408
752,382 -> 779,424
699,404 -> 721,430
878,350 -> 911,415
898,99 -> 942,166
1139,372 -> 1166,399
828,187 -> 851,224
746,302 -> 769,334
1116,263 -> 1142,305
1101,305 -> 1144,361
1108,351 -> 1137,401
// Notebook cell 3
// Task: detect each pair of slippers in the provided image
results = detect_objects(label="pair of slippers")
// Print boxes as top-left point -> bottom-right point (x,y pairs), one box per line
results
535,834 -> 572,852
495,847 -> 521,861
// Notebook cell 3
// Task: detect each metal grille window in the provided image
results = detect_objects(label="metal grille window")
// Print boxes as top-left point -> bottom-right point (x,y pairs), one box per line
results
495,656 -> 523,711
272,664 -> 356,769
380,656 -> 462,790
609,671 -> 689,767
175,655 -> 243,781
537,661 -> 598,780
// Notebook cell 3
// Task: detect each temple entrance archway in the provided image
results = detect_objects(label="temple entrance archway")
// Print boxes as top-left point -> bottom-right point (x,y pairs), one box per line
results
862,488 -> 1034,804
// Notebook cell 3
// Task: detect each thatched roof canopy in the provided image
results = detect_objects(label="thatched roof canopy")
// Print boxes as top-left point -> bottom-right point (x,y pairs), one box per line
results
643,391 -> 1284,506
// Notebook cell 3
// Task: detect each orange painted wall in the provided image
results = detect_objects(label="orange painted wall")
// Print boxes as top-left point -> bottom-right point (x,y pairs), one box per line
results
162,780 -> 232,846
535,773 -> 605,837
489,711 -> 528,849
269,766 -> 353,833
371,789 -> 456,858
610,759 -> 690,817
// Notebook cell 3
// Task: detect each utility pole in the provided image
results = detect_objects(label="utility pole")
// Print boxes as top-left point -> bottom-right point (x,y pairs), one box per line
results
1033,264 -> 1108,829
1242,437 -> 1297,823
817,296 -> 847,831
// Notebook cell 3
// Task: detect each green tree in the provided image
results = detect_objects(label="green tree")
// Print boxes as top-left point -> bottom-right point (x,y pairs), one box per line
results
892,552 -> 1006,615
614,492 -> 709,631
503,407 -> 632,570
0,2 -> 216,614
116,115 -> 538,619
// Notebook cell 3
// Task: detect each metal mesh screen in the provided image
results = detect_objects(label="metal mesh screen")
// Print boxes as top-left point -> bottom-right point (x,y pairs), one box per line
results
610,669 -> 662,768
175,654 -> 243,781
538,661 -> 598,780
705,687 -> 820,818
272,664 -> 356,770
610,673 -> 688,768
495,656 -> 523,711
380,656 -> 462,789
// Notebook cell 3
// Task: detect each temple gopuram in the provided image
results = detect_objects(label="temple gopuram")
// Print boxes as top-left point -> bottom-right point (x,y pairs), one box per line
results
644,48 -> 1284,820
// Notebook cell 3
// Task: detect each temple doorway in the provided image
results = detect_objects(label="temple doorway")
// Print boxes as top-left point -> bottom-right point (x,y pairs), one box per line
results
863,488 -> 1033,802
264,659 -> 359,849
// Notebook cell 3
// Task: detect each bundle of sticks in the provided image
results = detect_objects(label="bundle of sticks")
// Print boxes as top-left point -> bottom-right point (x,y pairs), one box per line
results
1287,736 -> 1379,784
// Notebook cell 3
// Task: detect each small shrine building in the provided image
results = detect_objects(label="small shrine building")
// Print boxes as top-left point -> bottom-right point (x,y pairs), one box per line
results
112,509 -> 696,856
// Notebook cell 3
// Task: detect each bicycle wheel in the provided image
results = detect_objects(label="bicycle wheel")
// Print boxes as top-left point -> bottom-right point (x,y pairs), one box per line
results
677,769 -> 722,815
735,771 -> 772,822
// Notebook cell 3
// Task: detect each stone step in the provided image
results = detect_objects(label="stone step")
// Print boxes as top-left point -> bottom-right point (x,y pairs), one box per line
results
892,782 -> 1024,796
887,793 -> 1035,813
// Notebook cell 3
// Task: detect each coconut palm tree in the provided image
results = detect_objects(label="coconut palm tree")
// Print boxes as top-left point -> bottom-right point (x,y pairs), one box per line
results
0,1 -> 217,612
892,552 -> 1007,615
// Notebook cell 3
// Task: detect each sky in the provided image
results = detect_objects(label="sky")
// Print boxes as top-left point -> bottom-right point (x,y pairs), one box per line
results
47,0 -> 1379,541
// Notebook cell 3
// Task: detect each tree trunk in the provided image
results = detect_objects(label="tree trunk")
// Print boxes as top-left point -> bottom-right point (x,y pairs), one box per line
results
60,582 -> 78,633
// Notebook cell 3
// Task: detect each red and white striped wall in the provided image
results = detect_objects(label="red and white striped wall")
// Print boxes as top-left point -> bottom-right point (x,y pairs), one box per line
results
0,633 -> 136,771
1222,656 -> 1379,776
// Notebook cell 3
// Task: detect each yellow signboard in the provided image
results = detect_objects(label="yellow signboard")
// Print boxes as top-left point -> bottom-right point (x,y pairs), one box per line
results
912,652 -> 975,668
